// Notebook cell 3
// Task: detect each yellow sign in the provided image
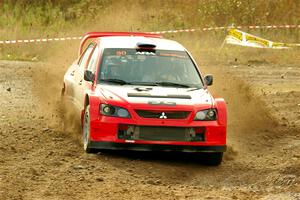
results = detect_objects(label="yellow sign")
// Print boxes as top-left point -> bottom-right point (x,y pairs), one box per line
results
225,29 -> 299,49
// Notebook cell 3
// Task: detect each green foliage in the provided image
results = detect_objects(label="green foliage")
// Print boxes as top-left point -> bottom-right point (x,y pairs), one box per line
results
0,0 -> 299,62
0,0 -> 299,37
0,0 -> 110,38
196,0 -> 300,26
136,0 -> 300,30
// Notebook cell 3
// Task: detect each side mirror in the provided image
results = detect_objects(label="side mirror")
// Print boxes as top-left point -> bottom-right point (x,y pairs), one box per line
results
84,70 -> 95,82
204,74 -> 213,86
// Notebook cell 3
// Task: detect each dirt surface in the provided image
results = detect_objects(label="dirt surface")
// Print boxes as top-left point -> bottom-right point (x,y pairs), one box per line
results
0,59 -> 300,200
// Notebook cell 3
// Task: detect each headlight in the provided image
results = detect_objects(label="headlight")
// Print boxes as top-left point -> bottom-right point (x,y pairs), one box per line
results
100,104 -> 131,118
194,108 -> 217,121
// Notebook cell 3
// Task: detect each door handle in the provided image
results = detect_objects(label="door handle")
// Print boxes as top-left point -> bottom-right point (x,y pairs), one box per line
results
78,80 -> 83,85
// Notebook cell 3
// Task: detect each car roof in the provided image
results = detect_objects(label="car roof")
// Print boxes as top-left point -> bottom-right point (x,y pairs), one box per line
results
98,36 -> 186,51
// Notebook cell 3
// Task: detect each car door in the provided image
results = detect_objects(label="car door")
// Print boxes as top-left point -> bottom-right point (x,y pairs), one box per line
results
63,62 -> 78,102
77,45 -> 100,110
73,43 -> 95,110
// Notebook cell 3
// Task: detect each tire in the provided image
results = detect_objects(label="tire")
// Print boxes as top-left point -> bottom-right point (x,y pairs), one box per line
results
83,105 -> 96,153
202,152 -> 223,166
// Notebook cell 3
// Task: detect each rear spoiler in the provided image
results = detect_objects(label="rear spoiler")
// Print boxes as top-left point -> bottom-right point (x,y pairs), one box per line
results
78,32 -> 162,56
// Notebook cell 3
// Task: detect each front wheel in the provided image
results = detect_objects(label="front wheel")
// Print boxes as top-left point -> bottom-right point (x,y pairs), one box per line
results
83,105 -> 95,153
202,152 -> 223,166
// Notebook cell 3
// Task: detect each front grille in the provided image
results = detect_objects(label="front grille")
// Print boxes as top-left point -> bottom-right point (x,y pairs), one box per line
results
139,126 -> 188,141
118,125 -> 205,142
135,110 -> 190,119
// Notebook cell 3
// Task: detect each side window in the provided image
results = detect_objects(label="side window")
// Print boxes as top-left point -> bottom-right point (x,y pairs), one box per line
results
78,43 -> 95,71
86,46 -> 99,73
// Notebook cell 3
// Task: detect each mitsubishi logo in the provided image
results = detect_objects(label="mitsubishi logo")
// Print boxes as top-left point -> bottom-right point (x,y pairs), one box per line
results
159,112 -> 167,119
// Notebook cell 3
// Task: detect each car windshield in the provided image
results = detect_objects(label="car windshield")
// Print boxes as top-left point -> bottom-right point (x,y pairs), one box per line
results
97,48 -> 203,88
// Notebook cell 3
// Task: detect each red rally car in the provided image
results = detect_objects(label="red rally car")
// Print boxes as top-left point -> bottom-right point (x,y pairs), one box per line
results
62,32 -> 227,165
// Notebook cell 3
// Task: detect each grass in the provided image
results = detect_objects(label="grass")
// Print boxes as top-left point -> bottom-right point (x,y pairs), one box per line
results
0,0 -> 110,38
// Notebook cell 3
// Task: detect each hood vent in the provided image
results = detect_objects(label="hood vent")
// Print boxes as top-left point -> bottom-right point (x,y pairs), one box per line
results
127,93 -> 191,99
134,87 -> 153,92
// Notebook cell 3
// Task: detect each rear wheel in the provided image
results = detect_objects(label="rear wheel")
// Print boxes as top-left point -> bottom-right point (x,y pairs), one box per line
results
83,105 -> 95,153
202,152 -> 223,166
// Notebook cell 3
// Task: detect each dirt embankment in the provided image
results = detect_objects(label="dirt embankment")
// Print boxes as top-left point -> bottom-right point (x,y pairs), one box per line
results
0,57 -> 299,199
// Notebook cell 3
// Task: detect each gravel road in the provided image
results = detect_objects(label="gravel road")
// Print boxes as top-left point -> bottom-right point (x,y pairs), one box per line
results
0,60 -> 299,200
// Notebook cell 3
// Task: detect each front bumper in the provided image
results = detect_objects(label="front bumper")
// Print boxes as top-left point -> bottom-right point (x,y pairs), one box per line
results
89,141 -> 226,152
89,114 -> 226,152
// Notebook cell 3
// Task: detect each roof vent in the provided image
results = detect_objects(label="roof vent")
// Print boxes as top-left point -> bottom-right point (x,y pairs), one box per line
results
136,42 -> 156,49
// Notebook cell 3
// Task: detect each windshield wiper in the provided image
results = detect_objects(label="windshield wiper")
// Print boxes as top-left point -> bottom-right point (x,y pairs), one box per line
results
155,81 -> 191,88
186,86 -> 203,92
100,79 -> 193,88
129,82 -> 159,86
100,79 -> 130,85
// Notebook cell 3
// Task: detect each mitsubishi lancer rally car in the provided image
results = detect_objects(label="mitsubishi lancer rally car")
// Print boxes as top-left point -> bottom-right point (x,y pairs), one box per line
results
62,32 -> 227,165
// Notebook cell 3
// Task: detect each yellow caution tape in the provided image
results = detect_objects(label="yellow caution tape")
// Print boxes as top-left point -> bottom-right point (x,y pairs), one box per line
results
225,28 -> 299,49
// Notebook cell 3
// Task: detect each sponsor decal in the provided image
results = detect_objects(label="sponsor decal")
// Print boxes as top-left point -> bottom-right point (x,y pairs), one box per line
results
148,101 -> 176,106
135,51 -> 156,55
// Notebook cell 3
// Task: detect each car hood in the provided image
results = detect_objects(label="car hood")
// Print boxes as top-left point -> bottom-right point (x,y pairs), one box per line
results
96,85 -> 213,106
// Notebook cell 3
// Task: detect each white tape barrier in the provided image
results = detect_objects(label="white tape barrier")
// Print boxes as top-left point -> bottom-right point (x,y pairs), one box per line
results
0,25 -> 299,45
0,37 -> 82,44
